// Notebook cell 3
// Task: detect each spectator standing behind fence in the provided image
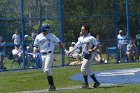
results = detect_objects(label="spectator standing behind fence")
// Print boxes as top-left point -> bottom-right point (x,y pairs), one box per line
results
33,24 -> 65,91
126,38 -> 139,62
12,30 -> 21,48
117,30 -> 128,62
0,36 -> 6,69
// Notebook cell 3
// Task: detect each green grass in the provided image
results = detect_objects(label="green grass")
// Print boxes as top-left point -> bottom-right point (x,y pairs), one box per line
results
1,61 -> 140,93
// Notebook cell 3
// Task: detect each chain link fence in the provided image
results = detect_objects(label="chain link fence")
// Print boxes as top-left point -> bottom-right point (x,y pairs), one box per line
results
0,0 -> 140,70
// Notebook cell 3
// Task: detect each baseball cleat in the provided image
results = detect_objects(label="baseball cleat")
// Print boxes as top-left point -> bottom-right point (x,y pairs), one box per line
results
93,82 -> 100,88
47,85 -> 56,91
80,83 -> 89,88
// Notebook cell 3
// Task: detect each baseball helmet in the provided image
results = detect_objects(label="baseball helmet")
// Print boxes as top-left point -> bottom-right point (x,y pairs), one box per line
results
41,24 -> 50,31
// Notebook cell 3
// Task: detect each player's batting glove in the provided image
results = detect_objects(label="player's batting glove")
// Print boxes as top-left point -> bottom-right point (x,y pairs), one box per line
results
83,50 -> 91,59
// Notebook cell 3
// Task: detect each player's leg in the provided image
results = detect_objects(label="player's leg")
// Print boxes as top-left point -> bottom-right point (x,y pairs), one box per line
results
88,55 -> 100,88
90,73 -> 100,88
42,54 -> 56,91
80,58 -> 89,88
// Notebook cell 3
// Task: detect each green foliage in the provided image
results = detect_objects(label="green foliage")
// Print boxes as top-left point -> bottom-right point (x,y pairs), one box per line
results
1,0 -> 140,42
33,25 -> 39,30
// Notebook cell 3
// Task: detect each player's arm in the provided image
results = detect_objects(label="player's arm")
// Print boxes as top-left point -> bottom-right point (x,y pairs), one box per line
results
88,38 -> 98,53
88,44 -> 98,53
83,44 -> 98,60
60,43 -> 71,56
68,41 -> 81,54
58,42 -> 72,55
58,42 -> 65,48
33,36 -> 39,58
52,34 -> 65,49
64,42 -> 80,56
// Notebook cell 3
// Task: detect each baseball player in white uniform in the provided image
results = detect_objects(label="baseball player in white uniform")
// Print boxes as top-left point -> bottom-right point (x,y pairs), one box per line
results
33,24 -> 64,91
69,24 -> 100,88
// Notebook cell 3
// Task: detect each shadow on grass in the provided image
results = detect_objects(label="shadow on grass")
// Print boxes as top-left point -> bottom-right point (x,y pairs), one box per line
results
99,85 -> 123,89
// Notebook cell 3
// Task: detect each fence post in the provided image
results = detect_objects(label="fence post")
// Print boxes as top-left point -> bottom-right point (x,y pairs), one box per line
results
20,0 -> 25,69
114,0 -> 119,64
126,0 -> 130,41
59,0 -> 65,66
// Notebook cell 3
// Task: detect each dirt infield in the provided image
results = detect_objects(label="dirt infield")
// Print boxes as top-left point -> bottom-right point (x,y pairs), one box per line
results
11,83 -> 114,93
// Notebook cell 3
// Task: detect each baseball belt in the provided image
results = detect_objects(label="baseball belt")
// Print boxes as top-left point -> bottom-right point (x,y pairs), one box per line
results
41,50 -> 52,55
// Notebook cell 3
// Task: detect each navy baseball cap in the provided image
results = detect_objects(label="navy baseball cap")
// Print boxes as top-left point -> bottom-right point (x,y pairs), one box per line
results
41,24 -> 50,31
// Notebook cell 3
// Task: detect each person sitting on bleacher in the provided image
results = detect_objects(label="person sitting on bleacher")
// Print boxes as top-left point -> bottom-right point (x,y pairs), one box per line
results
11,45 -> 23,68
126,38 -> 139,62
0,36 -> 6,69
94,34 -> 105,63
68,42 -> 81,60
12,45 -> 22,61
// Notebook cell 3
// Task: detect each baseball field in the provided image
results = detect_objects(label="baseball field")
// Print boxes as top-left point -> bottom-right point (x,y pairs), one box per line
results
0,58 -> 140,93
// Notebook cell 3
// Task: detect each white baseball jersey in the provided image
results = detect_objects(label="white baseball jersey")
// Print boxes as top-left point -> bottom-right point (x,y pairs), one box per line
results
34,33 -> 60,53
12,34 -> 20,45
74,34 -> 98,76
75,34 -> 97,53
